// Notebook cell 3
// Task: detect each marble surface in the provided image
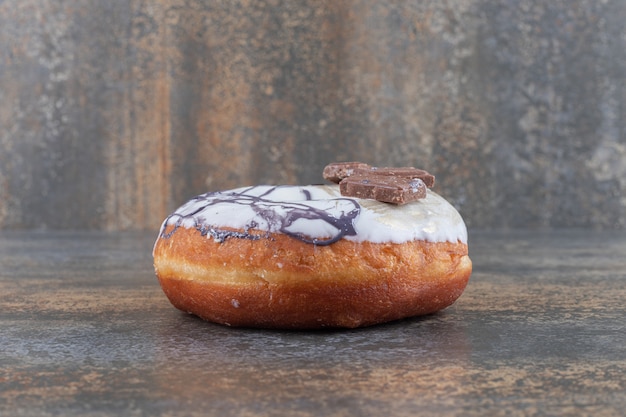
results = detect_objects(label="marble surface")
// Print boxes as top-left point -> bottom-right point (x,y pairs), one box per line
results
2,1 -> 626,231
1,230 -> 626,416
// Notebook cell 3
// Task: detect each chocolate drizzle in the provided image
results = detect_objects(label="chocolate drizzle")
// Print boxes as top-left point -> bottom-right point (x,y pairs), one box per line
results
160,185 -> 361,246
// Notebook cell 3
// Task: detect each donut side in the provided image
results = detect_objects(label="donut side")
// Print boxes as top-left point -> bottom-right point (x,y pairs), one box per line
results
153,225 -> 472,329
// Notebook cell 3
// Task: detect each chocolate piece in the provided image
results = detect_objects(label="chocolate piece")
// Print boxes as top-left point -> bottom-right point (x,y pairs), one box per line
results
358,167 -> 435,188
323,162 -> 372,183
339,174 -> 427,205
324,161 -> 435,204
324,162 -> 435,188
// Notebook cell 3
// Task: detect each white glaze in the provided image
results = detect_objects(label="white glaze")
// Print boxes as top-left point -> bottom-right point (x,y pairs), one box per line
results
161,185 -> 468,244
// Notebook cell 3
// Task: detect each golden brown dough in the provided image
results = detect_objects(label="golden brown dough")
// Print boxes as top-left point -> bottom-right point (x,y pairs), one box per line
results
153,225 -> 472,329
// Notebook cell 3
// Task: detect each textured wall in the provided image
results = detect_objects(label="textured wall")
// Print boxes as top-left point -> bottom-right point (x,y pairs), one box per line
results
1,0 -> 625,231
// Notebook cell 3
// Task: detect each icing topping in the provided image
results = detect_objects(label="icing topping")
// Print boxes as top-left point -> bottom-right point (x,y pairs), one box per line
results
159,185 -> 468,245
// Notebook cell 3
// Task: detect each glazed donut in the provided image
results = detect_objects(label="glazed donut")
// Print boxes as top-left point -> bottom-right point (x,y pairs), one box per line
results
153,172 -> 472,329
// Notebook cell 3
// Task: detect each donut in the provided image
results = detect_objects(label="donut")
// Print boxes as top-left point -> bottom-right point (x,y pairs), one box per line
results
153,165 -> 472,329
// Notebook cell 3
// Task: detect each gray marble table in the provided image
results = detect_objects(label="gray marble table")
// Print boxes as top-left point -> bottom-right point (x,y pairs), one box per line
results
1,230 -> 625,416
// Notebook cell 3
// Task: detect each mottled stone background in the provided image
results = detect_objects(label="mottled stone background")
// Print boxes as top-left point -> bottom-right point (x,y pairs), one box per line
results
1,0 -> 625,231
